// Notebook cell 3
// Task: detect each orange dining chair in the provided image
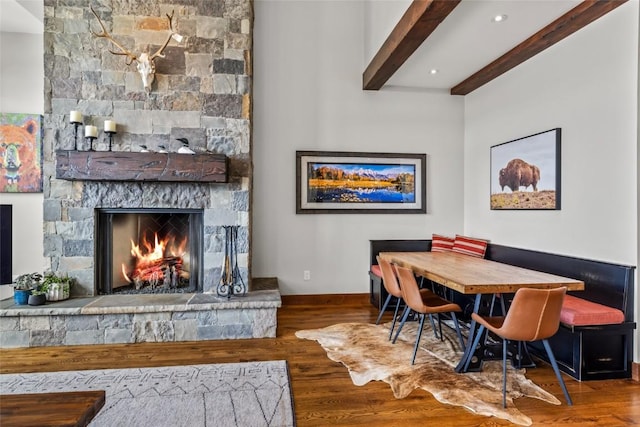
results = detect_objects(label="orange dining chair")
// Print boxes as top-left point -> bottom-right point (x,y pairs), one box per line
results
394,266 -> 465,365
375,256 -> 404,340
464,286 -> 572,407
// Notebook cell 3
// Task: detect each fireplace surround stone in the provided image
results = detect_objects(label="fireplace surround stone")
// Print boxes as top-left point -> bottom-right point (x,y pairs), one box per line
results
0,290 -> 280,348
43,179 -> 249,296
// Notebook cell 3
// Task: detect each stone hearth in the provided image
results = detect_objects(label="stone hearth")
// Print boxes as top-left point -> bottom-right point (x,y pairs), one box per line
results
0,288 -> 280,348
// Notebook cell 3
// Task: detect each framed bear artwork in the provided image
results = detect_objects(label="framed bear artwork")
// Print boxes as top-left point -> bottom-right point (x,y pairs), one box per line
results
0,113 -> 43,193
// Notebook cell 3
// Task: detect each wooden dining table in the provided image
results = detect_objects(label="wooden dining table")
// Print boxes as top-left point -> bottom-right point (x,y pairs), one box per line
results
379,251 -> 584,373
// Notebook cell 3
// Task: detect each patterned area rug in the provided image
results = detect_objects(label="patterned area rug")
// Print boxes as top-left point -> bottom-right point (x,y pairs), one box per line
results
0,361 -> 295,427
296,322 -> 561,426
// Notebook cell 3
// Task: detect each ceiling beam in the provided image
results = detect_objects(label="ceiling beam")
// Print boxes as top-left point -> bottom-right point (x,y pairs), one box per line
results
363,0 -> 461,91
450,0 -> 629,96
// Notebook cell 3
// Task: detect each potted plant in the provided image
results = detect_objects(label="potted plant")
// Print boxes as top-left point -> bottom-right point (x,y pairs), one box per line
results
28,283 -> 48,306
42,272 -> 74,301
12,273 -> 43,305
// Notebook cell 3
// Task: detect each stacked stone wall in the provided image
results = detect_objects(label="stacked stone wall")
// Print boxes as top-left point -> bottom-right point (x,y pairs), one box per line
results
42,0 -> 253,295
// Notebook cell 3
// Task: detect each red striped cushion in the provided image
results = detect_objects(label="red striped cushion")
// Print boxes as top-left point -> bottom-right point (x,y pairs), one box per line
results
431,234 -> 454,252
370,265 -> 382,277
560,294 -> 625,326
452,235 -> 488,258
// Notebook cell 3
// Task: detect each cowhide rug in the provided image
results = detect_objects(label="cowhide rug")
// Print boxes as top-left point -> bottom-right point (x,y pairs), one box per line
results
296,321 -> 561,426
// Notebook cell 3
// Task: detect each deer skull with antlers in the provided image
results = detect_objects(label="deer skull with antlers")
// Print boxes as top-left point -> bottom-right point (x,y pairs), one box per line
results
90,6 -> 182,93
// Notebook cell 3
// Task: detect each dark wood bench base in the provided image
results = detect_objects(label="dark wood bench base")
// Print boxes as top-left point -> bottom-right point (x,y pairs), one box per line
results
528,322 -> 635,381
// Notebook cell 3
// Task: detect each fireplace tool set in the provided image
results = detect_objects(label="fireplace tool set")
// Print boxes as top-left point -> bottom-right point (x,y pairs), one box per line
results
217,225 -> 246,298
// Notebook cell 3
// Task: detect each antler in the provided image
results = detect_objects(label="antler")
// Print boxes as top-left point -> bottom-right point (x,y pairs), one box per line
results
149,10 -> 176,60
90,6 -> 138,65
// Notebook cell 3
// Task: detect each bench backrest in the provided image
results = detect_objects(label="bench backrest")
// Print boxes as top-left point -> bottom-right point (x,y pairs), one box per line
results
369,239 -> 635,322
370,239 -> 431,266
486,244 -> 635,322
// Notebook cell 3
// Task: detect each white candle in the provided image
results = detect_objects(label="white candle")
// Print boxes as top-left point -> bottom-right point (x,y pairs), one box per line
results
85,125 -> 98,138
104,120 -> 116,133
70,110 -> 82,123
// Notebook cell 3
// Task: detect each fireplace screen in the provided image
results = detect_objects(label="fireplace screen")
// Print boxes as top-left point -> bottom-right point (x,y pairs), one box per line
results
96,209 -> 203,294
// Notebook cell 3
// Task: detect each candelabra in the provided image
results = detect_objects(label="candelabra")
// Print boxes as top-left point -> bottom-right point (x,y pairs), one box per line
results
84,125 -> 98,151
104,120 -> 116,151
85,135 -> 97,151
69,111 -> 83,150
104,131 -> 115,151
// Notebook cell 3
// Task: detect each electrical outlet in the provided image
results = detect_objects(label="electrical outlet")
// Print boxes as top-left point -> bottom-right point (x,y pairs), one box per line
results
303,270 -> 311,281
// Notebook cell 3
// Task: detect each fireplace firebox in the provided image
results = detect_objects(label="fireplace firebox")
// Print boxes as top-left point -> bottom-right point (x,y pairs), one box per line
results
96,208 -> 203,295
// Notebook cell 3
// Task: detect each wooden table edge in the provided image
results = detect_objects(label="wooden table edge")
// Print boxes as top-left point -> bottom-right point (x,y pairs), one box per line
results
0,390 -> 106,427
379,251 -> 585,294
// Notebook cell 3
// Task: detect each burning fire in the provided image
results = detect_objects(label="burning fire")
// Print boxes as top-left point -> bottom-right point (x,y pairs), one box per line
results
122,232 -> 189,289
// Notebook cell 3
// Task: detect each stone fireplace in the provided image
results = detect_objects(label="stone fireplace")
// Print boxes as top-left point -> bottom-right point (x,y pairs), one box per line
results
0,0 -> 283,349
41,0 -> 253,296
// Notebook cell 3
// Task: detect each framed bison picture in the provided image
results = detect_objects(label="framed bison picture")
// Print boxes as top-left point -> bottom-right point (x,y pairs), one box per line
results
490,128 -> 561,210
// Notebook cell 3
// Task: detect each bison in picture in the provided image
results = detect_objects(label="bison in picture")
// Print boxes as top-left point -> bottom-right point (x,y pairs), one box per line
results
498,158 -> 540,192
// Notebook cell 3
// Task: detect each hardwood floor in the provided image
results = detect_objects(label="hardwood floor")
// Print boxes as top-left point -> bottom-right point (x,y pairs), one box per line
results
1,297 -> 639,426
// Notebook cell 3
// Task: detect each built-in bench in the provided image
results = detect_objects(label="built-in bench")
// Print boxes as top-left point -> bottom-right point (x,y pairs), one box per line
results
369,239 -> 636,381
369,240 -> 431,312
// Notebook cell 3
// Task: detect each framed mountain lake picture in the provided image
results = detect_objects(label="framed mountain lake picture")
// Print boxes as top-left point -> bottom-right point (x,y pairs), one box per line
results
296,151 -> 426,214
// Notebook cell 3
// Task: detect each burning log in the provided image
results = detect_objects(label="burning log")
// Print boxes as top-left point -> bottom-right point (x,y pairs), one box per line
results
129,256 -> 183,289
121,230 -> 190,292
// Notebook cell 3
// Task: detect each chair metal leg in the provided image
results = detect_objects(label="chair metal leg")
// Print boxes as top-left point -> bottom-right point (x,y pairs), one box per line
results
463,324 -> 485,372
451,312 -> 465,351
542,339 -> 573,406
429,314 -> 439,339
489,294 -> 497,316
502,338 -> 508,408
392,305 -> 411,343
516,341 -> 523,369
489,293 -> 507,316
411,314 -> 427,365
375,294 -> 393,325
388,297 -> 402,340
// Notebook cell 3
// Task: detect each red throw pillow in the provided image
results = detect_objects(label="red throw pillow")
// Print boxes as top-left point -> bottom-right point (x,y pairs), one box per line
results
431,234 -> 454,252
452,235 -> 488,258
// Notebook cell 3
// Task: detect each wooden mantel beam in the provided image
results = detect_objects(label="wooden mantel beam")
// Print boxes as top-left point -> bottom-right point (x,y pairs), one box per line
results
450,0 -> 629,96
363,0 -> 461,91
55,151 -> 228,183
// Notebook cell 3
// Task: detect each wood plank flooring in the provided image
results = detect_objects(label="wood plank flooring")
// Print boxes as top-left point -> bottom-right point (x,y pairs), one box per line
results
1,296 -> 639,426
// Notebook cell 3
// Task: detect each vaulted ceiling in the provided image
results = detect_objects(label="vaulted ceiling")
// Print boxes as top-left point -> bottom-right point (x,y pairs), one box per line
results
363,0 -> 629,95
1,0 -> 629,97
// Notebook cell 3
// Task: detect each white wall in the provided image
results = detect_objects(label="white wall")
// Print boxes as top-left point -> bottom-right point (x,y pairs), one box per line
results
463,3 -> 638,264
637,0 -> 640,369
252,1 -> 465,294
463,2 -> 638,359
0,32 -> 46,295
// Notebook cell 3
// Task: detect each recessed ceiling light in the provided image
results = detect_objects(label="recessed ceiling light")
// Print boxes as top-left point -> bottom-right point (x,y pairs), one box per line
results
429,69 -> 438,75
492,14 -> 508,23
